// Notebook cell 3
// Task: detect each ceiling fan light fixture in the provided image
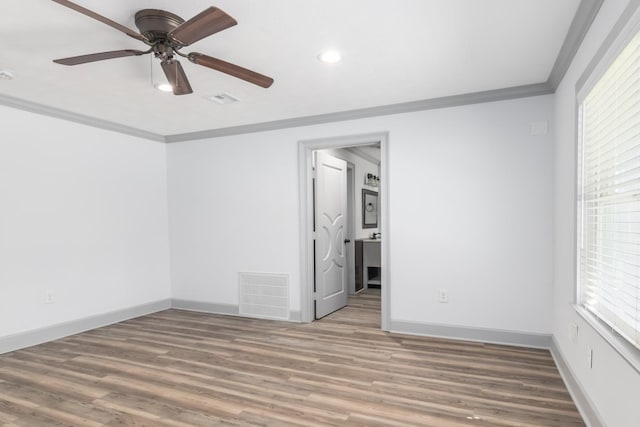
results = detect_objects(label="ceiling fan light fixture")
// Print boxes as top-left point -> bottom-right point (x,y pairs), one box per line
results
318,50 -> 342,64
151,56 -> 172,92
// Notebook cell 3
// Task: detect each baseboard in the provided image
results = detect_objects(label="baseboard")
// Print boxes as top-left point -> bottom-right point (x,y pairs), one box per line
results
172,299 -> 302,322
390,320 -> 552,349
550,337 -> 604,427
0,299 -> 172,355
1,299 -> 300,355
288,310 -> 302,322
171,299 -> 239,316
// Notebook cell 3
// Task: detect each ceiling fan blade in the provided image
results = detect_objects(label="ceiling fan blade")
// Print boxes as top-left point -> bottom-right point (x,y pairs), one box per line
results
188,53 -> 274,88
53,49 -> 148,66
50,0 -> 147,42
169,7 -> 237,46
161,60 -> 193,95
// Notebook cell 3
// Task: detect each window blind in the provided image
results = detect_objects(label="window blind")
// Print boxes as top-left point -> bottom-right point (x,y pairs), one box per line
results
579,27 -> 640,351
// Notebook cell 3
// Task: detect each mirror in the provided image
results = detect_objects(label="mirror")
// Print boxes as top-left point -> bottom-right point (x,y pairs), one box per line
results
362,189 -> 378,228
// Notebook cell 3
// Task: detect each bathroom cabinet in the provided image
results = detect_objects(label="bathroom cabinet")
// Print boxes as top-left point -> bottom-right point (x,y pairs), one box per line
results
355,239 -> 381,291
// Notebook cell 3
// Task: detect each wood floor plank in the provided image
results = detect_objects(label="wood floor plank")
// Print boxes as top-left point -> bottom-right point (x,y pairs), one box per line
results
0,289 -> 584,426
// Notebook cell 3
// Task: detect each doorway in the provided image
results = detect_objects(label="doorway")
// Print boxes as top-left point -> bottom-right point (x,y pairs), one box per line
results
298,132 -> 389,330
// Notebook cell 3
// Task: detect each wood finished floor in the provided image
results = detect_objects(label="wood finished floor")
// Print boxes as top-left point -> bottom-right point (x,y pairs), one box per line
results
0,290 -> 584,426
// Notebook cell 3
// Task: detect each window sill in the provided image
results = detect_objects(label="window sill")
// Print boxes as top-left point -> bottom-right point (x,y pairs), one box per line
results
574,305 -> 640,374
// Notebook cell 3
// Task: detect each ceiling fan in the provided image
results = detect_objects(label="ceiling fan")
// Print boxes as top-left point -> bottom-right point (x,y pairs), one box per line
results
50,0 -> 274,95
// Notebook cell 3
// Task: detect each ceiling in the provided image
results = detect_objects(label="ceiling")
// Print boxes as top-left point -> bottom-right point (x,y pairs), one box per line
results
1,0 -> 586,140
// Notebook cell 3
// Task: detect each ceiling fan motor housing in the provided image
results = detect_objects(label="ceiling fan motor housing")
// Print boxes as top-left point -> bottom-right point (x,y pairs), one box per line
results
134,9 -> 185,43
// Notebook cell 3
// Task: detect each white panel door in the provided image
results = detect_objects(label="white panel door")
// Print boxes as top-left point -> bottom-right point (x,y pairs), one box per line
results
315,151 -> 348,319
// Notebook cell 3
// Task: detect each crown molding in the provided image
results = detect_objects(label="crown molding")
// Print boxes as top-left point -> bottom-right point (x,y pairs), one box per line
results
0,94 -> 165,143
166,82 -> 553,142
548,0 -> 604,89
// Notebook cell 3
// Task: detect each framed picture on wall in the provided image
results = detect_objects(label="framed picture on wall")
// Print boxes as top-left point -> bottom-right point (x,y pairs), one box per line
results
362,189 -> 378,228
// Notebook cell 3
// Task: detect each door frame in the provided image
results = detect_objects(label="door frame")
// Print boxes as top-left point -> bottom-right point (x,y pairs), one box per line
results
298,131 -> 390,330
346,162 -> 356,295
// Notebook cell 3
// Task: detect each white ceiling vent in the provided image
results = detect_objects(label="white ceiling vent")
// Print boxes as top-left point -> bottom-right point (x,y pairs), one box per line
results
0,70 -> 15,80
206,93 -> 240,105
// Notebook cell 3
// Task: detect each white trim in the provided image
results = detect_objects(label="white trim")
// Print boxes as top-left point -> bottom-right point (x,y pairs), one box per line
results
288,310 -> 302,322
172,300 -> 305,322
0,82 -> 555,144
0,299 -> 172,355
380,133 -> 391,331
548,0 -> 604,89
298,132 -> 391,330
550,337 -> 605,427
0,299 -> 304,355
390,320 -> 552,349
0,94 -> 165,143
172,299 -> 239,316
299,140 -> 314,323
167,84 -> 552,142
0,84 -> 553,144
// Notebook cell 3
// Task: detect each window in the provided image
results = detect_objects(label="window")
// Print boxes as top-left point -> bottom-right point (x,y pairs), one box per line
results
577,26 -> 640,352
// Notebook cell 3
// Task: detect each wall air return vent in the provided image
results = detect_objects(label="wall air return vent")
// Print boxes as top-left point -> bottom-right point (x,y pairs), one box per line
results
239,272 -> 289,321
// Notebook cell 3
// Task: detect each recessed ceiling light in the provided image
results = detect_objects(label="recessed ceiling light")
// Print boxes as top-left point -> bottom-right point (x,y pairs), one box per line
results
154,83 -> 173,93
0,70 -> 15,80
318,50 -> 342,64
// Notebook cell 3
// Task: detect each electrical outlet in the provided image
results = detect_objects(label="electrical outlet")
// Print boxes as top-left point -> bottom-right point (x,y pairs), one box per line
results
45,291 -> 55,304
439,289 -> 449,303
569,323 -> 579,343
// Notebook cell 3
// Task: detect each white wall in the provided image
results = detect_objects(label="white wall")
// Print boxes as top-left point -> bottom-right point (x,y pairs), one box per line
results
553,1 -> 640,426
390,97 -> 553,334
322,147 -> 380,240
0,106 -> 172,338
167,94 -> 553,334
166,132 -> 302,309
